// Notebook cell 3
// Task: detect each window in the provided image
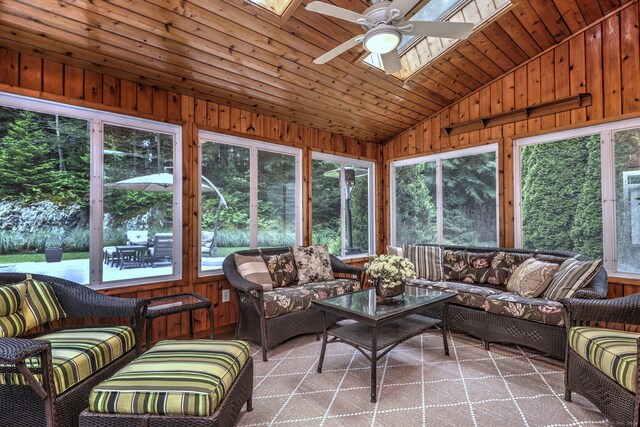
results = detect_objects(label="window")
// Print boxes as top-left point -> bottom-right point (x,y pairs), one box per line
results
391,145 -> 498,247
0,93 -> 182,287
515,117 -> 640,277
311,153 -> 375,257
199,132 -> 301,274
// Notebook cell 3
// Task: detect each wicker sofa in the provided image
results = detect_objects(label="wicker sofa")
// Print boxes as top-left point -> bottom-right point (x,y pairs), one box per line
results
408,245 -> 608,360
0,273 -> 147,427
223,247 -> 364,361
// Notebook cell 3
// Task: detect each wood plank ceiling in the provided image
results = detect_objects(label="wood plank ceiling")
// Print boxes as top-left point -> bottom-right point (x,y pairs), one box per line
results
0,0 -> 629,143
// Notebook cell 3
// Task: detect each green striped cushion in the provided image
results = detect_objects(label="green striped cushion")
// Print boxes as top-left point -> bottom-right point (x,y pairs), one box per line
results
0,311 -> 27,337
543,258 -> 603,300
569,326 -> 639,393
404,245 -> 443,281
22,278 -> 66,329
0,326 -> 135,395
89,340 -> 250,417
0,282 -> 27,316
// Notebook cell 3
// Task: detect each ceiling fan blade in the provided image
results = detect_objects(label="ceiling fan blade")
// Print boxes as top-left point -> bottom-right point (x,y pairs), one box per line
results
405,21 -> 475,39
313,36 -> 364,64
306,1 -> 367,24
387,0 -> 422,19
381,50 -> 402,74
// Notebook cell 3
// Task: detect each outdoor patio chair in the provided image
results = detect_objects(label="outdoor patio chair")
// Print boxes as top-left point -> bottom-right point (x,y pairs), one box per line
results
126,230 -> 149,246
148,233 -> 173,267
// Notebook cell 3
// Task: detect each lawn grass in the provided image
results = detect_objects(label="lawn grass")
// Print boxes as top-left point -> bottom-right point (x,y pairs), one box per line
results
0,252 -> 90,263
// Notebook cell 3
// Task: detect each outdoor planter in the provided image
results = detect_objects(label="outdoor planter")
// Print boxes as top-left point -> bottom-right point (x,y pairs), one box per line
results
44,247 -> 63,263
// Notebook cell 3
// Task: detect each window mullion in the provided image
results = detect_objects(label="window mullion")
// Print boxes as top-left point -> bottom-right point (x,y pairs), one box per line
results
249,147 -> 259,248
601,130 -> 617,272
390,164 -> 397,247
436,159 -> 444,245
340,164 -> 346,257
89,120 -> 103,286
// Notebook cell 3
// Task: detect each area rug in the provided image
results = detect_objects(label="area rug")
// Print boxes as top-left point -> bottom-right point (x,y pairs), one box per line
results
236,327 -> 608,426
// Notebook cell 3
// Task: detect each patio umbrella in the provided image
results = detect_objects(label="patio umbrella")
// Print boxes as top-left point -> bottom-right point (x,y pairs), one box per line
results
106,173 -> 227,256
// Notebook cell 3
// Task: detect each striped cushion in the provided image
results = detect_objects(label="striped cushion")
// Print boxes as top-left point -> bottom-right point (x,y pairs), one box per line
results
543,258 -> 603,300
21,278 -> 66,330
0,326 -> 135,395
89,340 -> 250,417
0,311 -> 27,337
569,326 -> 639,393
0,282 -> 27,316
404,245 -> 443,281
235,254 -> 273,291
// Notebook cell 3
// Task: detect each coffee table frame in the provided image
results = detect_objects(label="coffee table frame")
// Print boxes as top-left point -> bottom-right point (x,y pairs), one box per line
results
313,286 -> 456,402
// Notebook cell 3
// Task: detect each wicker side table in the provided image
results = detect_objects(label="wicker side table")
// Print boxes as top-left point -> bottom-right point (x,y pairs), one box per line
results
145,293 -> 215,348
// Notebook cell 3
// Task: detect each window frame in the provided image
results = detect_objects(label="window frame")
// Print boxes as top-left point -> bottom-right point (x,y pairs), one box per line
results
198,131 -> 303,277
311,152 -> 376,259
389,144 -> 499,247
513,117 -> 640,279
0,92 -> 183,289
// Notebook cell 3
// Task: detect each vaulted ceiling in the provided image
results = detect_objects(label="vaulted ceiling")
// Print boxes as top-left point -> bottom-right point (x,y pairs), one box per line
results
0,0 -> 629,143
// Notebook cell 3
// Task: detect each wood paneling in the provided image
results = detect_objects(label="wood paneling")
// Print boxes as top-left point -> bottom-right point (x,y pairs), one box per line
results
0,47 -> 380,345
0,0 -> 626,144
382,1 -> 640,294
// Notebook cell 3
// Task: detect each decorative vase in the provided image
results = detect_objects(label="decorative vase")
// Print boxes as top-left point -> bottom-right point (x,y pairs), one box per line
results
45,247 -> 63,263
374,278 -> 405,300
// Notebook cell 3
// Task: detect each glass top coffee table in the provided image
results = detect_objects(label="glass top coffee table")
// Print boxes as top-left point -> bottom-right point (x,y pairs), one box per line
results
312,284 -> 457,402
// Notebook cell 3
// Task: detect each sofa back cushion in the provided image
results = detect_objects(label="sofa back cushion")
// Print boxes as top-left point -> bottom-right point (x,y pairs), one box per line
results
444,250 -> 496,284
234,254 -> 273,292
22,277 -> 66,329
262,252 -> 298,288
0,282 -> 27,317
404,245 -> 443,281
543,258 -> 603,300
291,245 -> 334,285
488,251 -> 533,286
506,258 -> 559,298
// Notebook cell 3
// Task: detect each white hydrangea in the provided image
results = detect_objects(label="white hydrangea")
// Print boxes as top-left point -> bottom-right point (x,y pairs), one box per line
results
365,255 -> 416,289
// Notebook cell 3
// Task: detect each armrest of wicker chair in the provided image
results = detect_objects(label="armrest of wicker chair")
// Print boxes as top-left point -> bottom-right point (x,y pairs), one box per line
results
561,293 -> 640,325
0,337 -> 50,364
572,267 -> 609,300
330,256 -> 365,282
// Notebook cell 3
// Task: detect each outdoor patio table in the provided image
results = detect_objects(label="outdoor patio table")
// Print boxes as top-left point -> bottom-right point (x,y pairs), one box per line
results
114,245 -> 148,270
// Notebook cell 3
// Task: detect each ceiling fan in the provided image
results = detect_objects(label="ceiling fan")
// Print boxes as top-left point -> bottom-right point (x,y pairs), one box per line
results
306,0 -> 475,74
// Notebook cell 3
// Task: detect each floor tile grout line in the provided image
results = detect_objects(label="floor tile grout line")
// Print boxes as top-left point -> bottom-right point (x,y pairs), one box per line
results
267,347 -> 320,427
254,346 -> 296,389
450,332 -> 478,426
517,346 -> 582,425
487,347 -> 530,427
320,347 -> 359,426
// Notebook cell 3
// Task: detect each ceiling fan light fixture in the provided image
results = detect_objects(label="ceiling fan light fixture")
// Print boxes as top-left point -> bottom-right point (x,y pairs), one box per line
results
363,28 -> 401,54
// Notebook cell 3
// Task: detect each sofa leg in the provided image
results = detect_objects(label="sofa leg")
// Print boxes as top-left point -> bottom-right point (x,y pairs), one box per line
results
564,388 -> 572,402
262,345 -> 268,362
247,397 -> 253,412
483,340 -> 490,351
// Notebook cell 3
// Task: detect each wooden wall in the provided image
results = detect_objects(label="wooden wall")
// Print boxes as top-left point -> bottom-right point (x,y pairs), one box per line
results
382,1 -> 640,297
0,47 -> 381,342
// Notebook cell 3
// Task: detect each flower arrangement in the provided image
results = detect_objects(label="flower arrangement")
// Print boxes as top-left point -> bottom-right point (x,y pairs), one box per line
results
365,254 -> 416,289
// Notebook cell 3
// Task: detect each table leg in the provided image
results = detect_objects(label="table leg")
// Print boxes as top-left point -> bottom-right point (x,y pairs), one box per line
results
371,329 -> 378,403
189,309 -> 194,339
207,306 -> 215,339
317,311 -> 328,373
442,303 -> 450,356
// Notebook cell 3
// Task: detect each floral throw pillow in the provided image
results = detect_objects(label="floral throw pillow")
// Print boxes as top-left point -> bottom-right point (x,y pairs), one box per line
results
290,245 -> 334,285
262,252 -> 298,288
506,258 -> 559,298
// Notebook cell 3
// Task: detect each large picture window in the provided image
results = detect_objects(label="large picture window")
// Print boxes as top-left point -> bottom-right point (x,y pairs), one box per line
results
199,132 -> 302,274
515,117 -> 640,277
311,153 -> 375,257
391,145 -> 498,247
0,93 -> 182,287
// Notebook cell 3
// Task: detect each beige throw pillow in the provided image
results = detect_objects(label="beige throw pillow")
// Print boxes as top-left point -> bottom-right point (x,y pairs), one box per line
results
234,254 -> 273,292
506,258 -> 558,298
386,246 -> 404,257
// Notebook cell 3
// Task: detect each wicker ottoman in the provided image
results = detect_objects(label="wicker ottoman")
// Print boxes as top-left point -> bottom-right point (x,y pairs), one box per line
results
79,340 -> 253,427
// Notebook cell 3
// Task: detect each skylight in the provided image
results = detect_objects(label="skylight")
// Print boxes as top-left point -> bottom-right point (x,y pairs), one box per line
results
247,0 -> 295,16
396,0 -> 463,52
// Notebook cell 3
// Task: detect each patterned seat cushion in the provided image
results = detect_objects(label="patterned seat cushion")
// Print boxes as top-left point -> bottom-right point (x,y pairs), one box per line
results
569,326 -> 639,393
263,279 -> 360,319
408,279 -> 501,309
89,340 -> 250,417
484,293 -> 565,326
0,326 -> 135,395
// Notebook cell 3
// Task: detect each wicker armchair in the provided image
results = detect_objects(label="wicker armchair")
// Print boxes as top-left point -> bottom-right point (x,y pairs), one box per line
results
0,273 -> 147,427
562,293 -> 640,426
223,247 -> 364,361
